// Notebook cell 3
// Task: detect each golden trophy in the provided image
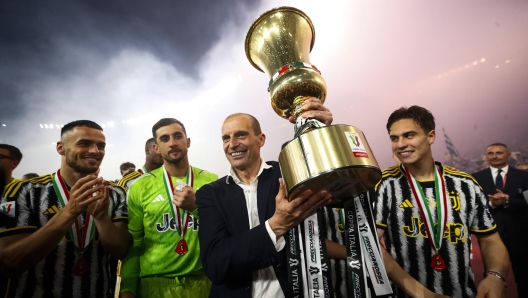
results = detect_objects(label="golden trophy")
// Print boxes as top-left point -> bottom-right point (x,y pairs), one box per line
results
245,6 -> 382,203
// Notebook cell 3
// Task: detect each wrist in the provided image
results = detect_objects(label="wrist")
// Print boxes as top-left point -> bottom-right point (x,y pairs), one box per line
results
268,216 -> 287,238
486,270 -> 507,288
92,213 -> 111,222
63,205 -> 81,220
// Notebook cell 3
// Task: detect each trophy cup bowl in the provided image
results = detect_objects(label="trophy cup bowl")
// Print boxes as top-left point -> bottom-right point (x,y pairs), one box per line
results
245,6 -> 381,203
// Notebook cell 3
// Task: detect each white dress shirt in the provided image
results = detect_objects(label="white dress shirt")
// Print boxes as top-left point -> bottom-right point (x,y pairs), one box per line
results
227,160 -> 286,298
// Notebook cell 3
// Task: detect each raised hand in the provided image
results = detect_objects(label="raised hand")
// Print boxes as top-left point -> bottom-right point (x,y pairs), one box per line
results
87,182 -> 110,220
268,178 -> 332,238
172,185 -> 197,212
66,175 -> 107,216
288,97 -> 333,126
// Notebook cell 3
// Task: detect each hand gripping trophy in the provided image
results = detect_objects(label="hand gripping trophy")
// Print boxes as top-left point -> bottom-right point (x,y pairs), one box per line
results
245,7 -> 391,297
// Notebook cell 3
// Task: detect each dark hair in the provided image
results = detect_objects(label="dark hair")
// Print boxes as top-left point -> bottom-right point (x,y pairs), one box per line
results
61,120 -> 103,136
22,173 -> 39,180
487,143 -> 508,150
386,105 -> 435,134
225,113 -> 262,135
152,118 -> 187,140
145,138 -> 156,148
120,162 -> 136,172
0,144 -> 23,161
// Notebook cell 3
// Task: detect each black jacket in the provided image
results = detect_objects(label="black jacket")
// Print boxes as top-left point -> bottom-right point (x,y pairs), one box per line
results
196,161 -> 290,298
472,167 -> 528,249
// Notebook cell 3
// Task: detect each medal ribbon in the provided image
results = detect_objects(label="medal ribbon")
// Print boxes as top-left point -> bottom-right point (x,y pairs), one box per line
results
162,165 -> 194,237
403,164 -> 448,252
138,166 -> 147,175
52,170 -> 96,253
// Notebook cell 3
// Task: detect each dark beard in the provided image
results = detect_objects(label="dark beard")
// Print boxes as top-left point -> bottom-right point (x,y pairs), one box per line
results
65,149 -> 99,174
161,150 -> 187,165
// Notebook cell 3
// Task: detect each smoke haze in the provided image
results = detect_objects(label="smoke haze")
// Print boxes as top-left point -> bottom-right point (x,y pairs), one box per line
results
1,0 -> 527,180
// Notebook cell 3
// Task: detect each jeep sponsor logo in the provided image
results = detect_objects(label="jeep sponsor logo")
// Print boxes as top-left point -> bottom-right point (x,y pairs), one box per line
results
156,213 -> 199,232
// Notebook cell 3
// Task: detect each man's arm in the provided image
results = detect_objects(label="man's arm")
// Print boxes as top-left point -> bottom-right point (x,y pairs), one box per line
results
0,175 -> 107,277
119,186 -> 144,297
197,178 -> 331,285
376,229 -> 449,298
93,219 -> 132,259
475,233 -> 508,298
325,239 -> 346,259
89,185 -> 132,259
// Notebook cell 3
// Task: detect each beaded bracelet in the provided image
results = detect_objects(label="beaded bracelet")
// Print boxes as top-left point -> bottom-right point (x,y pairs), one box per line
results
486,270 -> 507,288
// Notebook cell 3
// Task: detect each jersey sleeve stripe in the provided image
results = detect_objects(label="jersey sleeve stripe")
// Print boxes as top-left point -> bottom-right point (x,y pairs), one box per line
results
111,216 -> 128,222
376,222 -> 387,229
471,224 -> 497,235
0,226 -> 38,237
117,171 -> 141,188
3,181 -> 24,198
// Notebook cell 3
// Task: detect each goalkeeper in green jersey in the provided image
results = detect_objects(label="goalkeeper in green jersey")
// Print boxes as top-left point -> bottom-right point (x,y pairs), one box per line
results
120,118 -> 218,298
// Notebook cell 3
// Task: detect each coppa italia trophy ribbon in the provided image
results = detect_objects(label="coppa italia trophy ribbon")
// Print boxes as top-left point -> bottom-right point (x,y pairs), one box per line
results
245,7 -> 391,297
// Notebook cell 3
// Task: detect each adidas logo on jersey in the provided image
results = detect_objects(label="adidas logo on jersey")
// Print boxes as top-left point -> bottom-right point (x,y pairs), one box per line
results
399,199 -> 414,208
43,205 -> 60,215
152,194 -> 165,202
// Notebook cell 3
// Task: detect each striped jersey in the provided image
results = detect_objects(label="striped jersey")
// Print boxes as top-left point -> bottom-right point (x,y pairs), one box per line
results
374,163 -> 497,298
0,174 -> 128,298
321,206 -> 348,298
117,170 -> 143,190
120,166 -> 217,295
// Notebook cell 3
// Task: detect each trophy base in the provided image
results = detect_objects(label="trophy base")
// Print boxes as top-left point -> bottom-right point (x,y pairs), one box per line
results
279,125 -> 381,203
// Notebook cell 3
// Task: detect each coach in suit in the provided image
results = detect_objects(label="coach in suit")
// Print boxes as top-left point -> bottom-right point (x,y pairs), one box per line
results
472,142 -> 528,297
196,100 -> 333,298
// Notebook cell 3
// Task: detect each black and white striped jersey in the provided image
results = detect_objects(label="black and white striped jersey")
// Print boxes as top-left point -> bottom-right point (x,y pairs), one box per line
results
374,163 -> 496,298
0,174 -> 128,298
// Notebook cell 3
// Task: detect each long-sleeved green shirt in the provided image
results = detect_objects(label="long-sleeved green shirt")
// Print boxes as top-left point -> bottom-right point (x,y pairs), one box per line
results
120,166 -> 218,294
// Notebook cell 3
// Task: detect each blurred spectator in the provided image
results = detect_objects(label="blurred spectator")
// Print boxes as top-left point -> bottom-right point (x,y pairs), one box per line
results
0,144 -> 22,185
117,138 -> 163,190
472,143 -> 528,297
517,162 -> 528,172
21,173 -> 39,180
119,162 -> 136,177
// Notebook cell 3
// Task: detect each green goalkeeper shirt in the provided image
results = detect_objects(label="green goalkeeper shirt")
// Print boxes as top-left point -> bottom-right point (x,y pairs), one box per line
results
120,166 -> 218,294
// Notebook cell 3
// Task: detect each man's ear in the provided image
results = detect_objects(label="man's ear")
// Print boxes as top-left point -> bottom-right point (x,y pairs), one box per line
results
259,133 -> 266,148
427,130 -> 436,145
153,143 -> 161,154
56,141 -> 65,156
11,159 -> 20,170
